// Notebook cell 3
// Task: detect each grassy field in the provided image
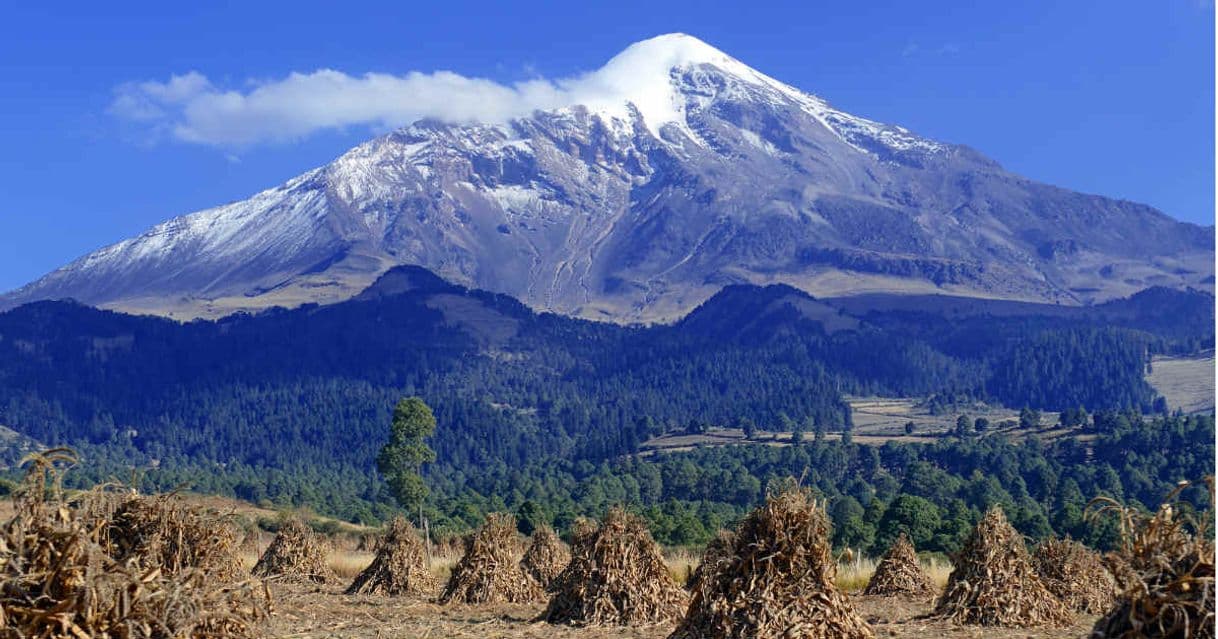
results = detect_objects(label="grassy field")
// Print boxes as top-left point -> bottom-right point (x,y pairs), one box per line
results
1147,352 -> 1215,414
640,396 -> 1062,454
849,396 -> 1023,433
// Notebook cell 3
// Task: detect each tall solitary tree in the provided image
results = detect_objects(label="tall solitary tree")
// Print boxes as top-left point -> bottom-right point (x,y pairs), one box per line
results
377,397 -> 437,529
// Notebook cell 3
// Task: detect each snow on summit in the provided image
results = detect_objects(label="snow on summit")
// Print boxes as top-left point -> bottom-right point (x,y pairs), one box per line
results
3,33 -> 960,318
551,33 -> 941,153
15,32 -> 1204,324
565,33 -> 765,138
107,32 -> 942,154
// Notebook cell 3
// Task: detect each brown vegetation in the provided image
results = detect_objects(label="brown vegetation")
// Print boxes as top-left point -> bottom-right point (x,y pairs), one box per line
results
252,517 -> 336,584
0,448 -> 268,638
346,516 -> 436,596
104,491 -> 246,581
670,485 -> 873,639
1089,479 -> 1215,638
932,507 -> 1073,627
568,517 -> 597,552
544,507 -> 686,626
521,526 -> 570,591
440,512 -> 544,604
683,529 -> 735,592
1031,537 -> 1116,614
864,532 -> 936,599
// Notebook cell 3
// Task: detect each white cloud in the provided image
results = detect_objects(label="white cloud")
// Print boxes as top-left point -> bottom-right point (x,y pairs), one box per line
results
110,69 -> 571,147
107,34 -> 751,148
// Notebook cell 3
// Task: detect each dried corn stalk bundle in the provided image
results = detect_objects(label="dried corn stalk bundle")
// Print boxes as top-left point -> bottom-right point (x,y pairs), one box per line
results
440,512 -> 543,604
932,507 -> 1073,627
101,492 -> 245,582
1089,479 -> 1215,638
567,517 -> 597,554
251,517 -> 335,584
543,507 -> 686,626
684,529 -> 735,592
1032,537 -> 1117,614
521,526 -> 569,591
0,448 -> 269,638
669,486 -> 873,639
863,532 -> 936,598
546,517 -> 596,593
346,516 -> 436,596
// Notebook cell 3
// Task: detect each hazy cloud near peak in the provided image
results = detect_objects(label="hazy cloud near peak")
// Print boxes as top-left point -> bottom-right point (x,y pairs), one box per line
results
109,34 -> 751,148
110,68 -> 577,147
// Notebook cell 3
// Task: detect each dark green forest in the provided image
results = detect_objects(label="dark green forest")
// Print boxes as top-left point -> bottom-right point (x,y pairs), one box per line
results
422,411 -> 1211,553
0,266 -> 1211,548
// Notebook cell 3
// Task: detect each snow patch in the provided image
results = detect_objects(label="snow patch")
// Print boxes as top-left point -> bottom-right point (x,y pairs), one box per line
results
739,129 -> 781,156
487,183 -> 550,218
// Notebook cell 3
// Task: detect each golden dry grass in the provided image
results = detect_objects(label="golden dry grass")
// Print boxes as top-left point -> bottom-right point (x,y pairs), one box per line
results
289,542 -> 954,593
840,556 -> 953,592
331,550 -> 375,579
302,545 -> 953,596
664,546 -> 700,584
662,548 -> 951,593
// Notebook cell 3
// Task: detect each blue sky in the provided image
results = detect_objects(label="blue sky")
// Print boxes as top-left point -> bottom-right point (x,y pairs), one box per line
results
0,1 -> 1212,293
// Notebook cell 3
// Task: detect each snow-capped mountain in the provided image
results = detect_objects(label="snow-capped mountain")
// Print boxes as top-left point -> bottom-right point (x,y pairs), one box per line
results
3,34 -> 1212,321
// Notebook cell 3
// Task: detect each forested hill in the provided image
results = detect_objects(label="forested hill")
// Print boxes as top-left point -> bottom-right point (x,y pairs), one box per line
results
0,265 -> 1211,523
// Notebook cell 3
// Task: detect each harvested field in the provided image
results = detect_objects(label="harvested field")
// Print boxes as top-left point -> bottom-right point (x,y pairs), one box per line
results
846,397 -> 1026,437
638,396 -> 1072,456
0,449 -> 1116,639
232,528 -> 1096,638
264,583 -> 1097,638
0,449 -> 269,638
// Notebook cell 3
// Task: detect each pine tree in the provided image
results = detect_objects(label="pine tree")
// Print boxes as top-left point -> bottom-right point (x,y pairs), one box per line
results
377,397 -> 437,528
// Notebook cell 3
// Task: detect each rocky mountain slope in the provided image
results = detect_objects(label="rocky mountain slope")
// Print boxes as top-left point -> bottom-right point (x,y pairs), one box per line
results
3,34 -> 1211,321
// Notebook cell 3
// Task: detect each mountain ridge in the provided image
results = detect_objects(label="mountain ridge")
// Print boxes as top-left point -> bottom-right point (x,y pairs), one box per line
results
0,262 -> 1210,513
4,34 -> 1211,321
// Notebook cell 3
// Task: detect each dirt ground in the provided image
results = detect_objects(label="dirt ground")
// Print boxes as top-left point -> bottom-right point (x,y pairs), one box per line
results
266,582 -> 1099,639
